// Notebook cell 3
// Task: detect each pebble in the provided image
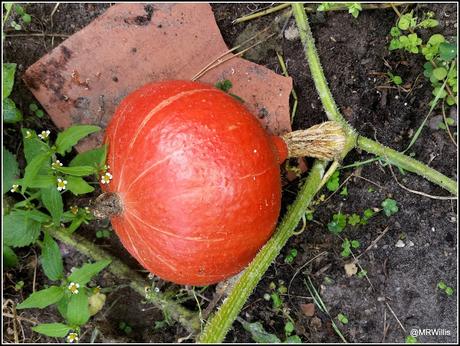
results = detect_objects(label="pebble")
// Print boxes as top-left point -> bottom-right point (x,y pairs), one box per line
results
407,240 -> 415,247
395,239 -> 405,248
284,25 -> 299,41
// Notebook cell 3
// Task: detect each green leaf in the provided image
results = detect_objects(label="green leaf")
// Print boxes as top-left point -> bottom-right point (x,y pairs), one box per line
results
68,259 -> 111,286
284,321 -> 295,335
3,211 -> 42,247
3,97 -> 23,123
239,320 -> 281,343
12,209 -> 51,223
32,323 -> 71,338
427,34 -> 445,46
432,86 -> 447,99
41,186 -> 63,224
69,144 -> 107,169
22,128 -> 50,165
389,38 -> 401,50
66,176 -> 94,195
55,125 -> 100,155
327,213 -> 347,234
418,19 -> 438,28
392,75 -> 403,85
437,281 -> 447,290
432,67 -> 448,80
348,213 -> 361,226
271,292 -> 282,309
439,42 -> 457,61
56,297 -> 69,320
40,232 -> 64,281
390,26 -> 401,37
54,165 -> 97,176
337,313 -> 349,324
398,13 -> 415,30
21,174 -> 55,189
351,240 -> 360,248
405,335 -> 418,343
215,80 -> 233,92
326,171 -> 340,191
21,152 -> 51,193
67,292 -> 90,326
3,245 -> 18,267
284,335 -> 302,343
3,146 -> 19,194
3,63 -> 16,99
347,3 -> 361,18
22,13 -> 31,24
17,286 -> 64,309
445,287 -> 454,296
381,198 -> 398,216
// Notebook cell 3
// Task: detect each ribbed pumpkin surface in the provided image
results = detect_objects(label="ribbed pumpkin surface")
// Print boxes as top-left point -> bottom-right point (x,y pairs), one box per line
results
103,80 -> 283,285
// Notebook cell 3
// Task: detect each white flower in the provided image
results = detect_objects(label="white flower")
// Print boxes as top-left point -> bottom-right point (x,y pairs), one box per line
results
51,160 -> 63,170
66,332 -> 79,343
57,178 -> 68,191
67,282 -> 80,295
10,184 -> 19,193
100,172 -> 113,184
38,130 -> 50,140
84,207 -> 90,214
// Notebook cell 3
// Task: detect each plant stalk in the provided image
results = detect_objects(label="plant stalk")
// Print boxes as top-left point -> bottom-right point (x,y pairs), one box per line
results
198,159 -> 328,343
48,228 -> 201,334
357,136 -> 457,195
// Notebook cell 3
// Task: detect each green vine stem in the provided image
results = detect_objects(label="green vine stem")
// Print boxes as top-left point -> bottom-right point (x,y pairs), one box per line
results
48,228 -> 201,334
357,136 -> 457,195
292,3 -> 457,196
198,159 -> 328,343
199,2 -> 458,343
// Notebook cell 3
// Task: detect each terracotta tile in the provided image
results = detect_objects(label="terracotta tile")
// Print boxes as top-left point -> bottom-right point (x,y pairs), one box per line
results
23,3 -> 293,153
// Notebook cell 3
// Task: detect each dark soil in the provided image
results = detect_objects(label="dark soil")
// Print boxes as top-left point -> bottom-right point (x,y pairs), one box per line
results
3,2 -> 457,344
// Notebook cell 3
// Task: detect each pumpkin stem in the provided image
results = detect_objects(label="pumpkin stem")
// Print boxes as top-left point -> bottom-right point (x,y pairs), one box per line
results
91,192 -> 123,219
281,121 -> 346,161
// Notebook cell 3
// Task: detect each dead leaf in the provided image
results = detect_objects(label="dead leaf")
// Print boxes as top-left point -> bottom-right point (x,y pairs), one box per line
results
300,303 -> 315,317
344,261 -> 358,277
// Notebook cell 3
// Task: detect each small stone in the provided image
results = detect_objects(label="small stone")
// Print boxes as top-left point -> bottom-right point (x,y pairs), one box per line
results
284,25 -> 299,41
344,262 -> 358,277
407,240 -> 415,247
395,239 -> 405,248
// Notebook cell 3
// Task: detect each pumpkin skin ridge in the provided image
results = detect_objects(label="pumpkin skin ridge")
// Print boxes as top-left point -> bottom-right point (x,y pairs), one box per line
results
103,80 -> 283,285
116,87 -> 223,191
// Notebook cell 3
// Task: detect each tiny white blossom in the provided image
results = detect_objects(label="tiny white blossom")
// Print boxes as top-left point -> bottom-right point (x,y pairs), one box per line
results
68,282 -> 80,294
70,205 -> 79,215
51,160 -> 63,170
57,178 -> 68,191
100,172 -> 113,184
66,332 -> 79,343
154,287 -> 160,293
84,207 -> 90,214
38,130 -> 51,140
10,184 -> 19,193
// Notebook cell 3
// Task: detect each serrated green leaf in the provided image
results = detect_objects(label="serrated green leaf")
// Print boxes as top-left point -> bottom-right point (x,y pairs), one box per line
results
12,209 -> 51,223
68,259 -> 111,286
21,128 -> 50,165
3,97 -> 23,123
32,323 -> 71,338
3,211 -> 42,247
54,165 -> 97,176
40,232 -> 64,281
55,125 -> 100,155
67,292 -> 90,326
428,34 -> 445,46
326,171 -> 340,192
381,198 -> 399,216
239,319 -> 281,343
3,146 -> 19,194
17,286 -> 64,309
3,245 -> 18,267
69,144 -> 108,169
41,186 -> 63,225
21,152 -> 51,193
3,63 -> 16,100
66,176 -> 94,195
